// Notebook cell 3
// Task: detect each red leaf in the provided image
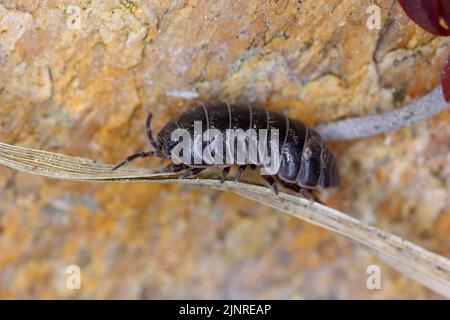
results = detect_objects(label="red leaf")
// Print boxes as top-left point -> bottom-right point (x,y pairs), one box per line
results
399,0 -> 450,101
398,0 -> 450,36
441,0 -> 450,28
441,51 -> 450,101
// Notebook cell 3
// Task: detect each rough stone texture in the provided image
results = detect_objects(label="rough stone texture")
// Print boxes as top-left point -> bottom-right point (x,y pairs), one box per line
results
0,0 -> 449,299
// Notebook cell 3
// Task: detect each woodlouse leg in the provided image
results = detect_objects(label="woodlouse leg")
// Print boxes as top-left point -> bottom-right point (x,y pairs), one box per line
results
262,175 -> 279,195
220,167 -> 231,184
279,181 -> 301,193
180,167 -> 206,179
299,188 -> 314,202
145,110 -> 160,150
234,165 -> 247,182
111,150 -> 164,171
299,188 -> 324,205
154,163 -> 187,174
278,180 -> 323,204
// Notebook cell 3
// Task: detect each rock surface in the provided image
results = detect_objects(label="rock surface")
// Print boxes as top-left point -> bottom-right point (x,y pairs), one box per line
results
0,0 -> 448,299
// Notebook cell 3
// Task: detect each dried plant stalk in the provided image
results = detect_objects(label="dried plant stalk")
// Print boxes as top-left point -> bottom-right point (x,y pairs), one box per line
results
1,141 -> 449,297
317,86 -> 449,141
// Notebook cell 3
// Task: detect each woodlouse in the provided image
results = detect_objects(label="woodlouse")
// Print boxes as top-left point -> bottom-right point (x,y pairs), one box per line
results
112,103 -> 339,195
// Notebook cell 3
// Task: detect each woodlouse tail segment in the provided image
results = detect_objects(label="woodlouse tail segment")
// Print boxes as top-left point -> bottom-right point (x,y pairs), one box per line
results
298,137 -> 322,187
318,147 -> 340,188
111,150 -> 165,171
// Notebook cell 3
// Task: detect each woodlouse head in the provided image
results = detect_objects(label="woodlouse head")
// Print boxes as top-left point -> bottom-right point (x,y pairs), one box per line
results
156,121 -> 179,158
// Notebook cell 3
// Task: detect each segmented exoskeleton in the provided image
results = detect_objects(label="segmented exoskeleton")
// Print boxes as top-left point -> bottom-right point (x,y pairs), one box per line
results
112,103 -> 339,195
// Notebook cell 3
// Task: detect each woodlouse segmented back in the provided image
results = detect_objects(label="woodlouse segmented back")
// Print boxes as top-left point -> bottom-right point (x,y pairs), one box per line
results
112,103 -> 339,195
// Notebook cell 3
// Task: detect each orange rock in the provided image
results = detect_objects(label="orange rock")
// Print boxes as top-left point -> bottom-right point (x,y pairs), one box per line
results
0,0 -> 448,299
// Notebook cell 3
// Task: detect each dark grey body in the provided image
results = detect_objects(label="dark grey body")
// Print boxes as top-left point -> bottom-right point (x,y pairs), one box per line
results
157,103 -> 339,189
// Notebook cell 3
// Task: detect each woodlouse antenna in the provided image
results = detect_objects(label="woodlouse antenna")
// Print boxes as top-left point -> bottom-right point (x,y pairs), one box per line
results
145,110 -> 161,150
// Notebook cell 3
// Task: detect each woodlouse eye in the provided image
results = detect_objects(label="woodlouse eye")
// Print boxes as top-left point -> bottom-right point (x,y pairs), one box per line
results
399,0 -> 450,101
